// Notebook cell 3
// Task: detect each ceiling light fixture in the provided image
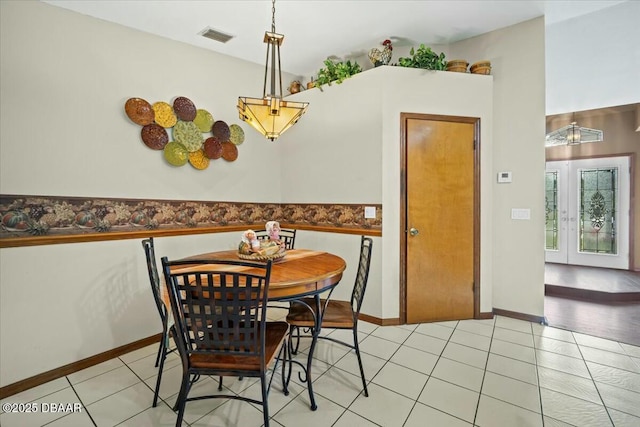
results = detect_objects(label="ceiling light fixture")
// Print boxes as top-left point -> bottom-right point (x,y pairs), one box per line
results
545,113 -> 603,147
237,0 -> 308,141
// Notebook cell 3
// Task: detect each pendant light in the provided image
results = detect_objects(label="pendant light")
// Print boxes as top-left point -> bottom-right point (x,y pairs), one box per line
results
565,122 -> 581,144
237,0 -> 308,141
545,112 -> 603,147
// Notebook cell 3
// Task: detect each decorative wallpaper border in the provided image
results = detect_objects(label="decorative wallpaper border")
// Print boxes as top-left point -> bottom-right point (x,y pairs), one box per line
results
0,195 -> 382,247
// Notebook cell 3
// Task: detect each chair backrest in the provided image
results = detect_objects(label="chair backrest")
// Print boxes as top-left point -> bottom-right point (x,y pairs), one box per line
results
162,257 -> 273,367
255,228 -> 297,250
142,237 -> 167,322
351,236 -> 373,316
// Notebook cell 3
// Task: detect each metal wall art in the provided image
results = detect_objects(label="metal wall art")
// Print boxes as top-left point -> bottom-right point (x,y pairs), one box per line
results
125,96 -> 245,169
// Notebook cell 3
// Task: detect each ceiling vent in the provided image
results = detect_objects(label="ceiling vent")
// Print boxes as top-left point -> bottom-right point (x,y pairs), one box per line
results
200,27 -> 234,43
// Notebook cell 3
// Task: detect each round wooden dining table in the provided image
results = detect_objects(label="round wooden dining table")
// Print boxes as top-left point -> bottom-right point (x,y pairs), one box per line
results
171,248 -> 346,300
164,248 -> 347,410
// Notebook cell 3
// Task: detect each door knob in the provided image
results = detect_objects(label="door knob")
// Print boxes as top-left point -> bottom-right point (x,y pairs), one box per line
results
409,228 -> 419,236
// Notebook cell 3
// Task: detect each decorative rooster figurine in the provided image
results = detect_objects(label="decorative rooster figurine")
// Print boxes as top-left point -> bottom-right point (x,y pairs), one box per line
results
369,39 -> 393,67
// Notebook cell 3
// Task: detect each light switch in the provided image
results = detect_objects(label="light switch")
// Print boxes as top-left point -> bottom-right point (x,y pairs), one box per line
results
511,208 -> 530,220
364,206 -> 376,219
497,171 -> 512,183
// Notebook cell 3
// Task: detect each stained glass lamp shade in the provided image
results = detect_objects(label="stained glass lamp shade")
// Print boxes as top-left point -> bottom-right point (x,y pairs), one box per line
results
546,122 -> 603,147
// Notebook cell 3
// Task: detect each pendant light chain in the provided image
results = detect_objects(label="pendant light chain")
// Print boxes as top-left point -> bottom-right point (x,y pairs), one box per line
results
271,0 -> 276,33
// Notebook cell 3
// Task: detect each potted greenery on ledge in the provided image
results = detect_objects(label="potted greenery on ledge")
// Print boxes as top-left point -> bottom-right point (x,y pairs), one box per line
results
314,58 -> 362,91
395,44 -> 447,70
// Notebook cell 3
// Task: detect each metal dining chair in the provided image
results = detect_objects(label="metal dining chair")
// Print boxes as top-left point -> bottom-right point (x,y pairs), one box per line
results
286,235 -> 373,396
161,257 -> 290,427
141,237 -> 176,407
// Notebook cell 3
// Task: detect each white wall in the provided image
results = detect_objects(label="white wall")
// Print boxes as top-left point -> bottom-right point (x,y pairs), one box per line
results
545,0 -> 640,115
295,231 -> 382,308
450,17 -> 547,317
0,2 -> 288,201
0,0 -> 291,387
0,232 -> 238,387
332,18 -> 547,320
0,1 -> 546,387
279,73 -> 384,311
380,68 -> 495,318
280,67 -> 494,318
279,76 -> 383,203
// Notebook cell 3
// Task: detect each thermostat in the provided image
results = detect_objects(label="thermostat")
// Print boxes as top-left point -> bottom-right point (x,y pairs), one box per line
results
497,171 -> 512,183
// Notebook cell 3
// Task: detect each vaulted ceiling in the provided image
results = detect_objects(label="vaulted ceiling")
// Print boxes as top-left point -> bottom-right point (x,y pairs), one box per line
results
42,0 -> 626,77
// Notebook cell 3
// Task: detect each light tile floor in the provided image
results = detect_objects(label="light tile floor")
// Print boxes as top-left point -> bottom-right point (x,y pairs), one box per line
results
2,313 -> 639,426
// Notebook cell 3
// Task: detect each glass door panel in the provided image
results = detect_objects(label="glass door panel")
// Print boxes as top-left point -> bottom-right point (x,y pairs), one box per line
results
545,162 -> 568,264
579,167 -> 617,254
545,170 -> 559,250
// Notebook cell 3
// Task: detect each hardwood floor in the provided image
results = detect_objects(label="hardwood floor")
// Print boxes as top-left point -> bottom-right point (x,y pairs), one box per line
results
544,263 -> 640,346
545,295 -> 640,346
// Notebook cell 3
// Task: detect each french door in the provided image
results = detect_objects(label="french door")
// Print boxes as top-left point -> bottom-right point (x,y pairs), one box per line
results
545,156 -> 630,269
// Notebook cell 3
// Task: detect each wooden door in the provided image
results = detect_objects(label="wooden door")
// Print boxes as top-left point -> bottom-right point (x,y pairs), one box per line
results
401,114 -> 479,323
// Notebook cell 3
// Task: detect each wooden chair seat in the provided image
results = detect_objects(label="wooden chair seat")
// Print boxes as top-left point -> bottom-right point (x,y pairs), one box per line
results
287,299 -> 354,329
190,322 -> 288,371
